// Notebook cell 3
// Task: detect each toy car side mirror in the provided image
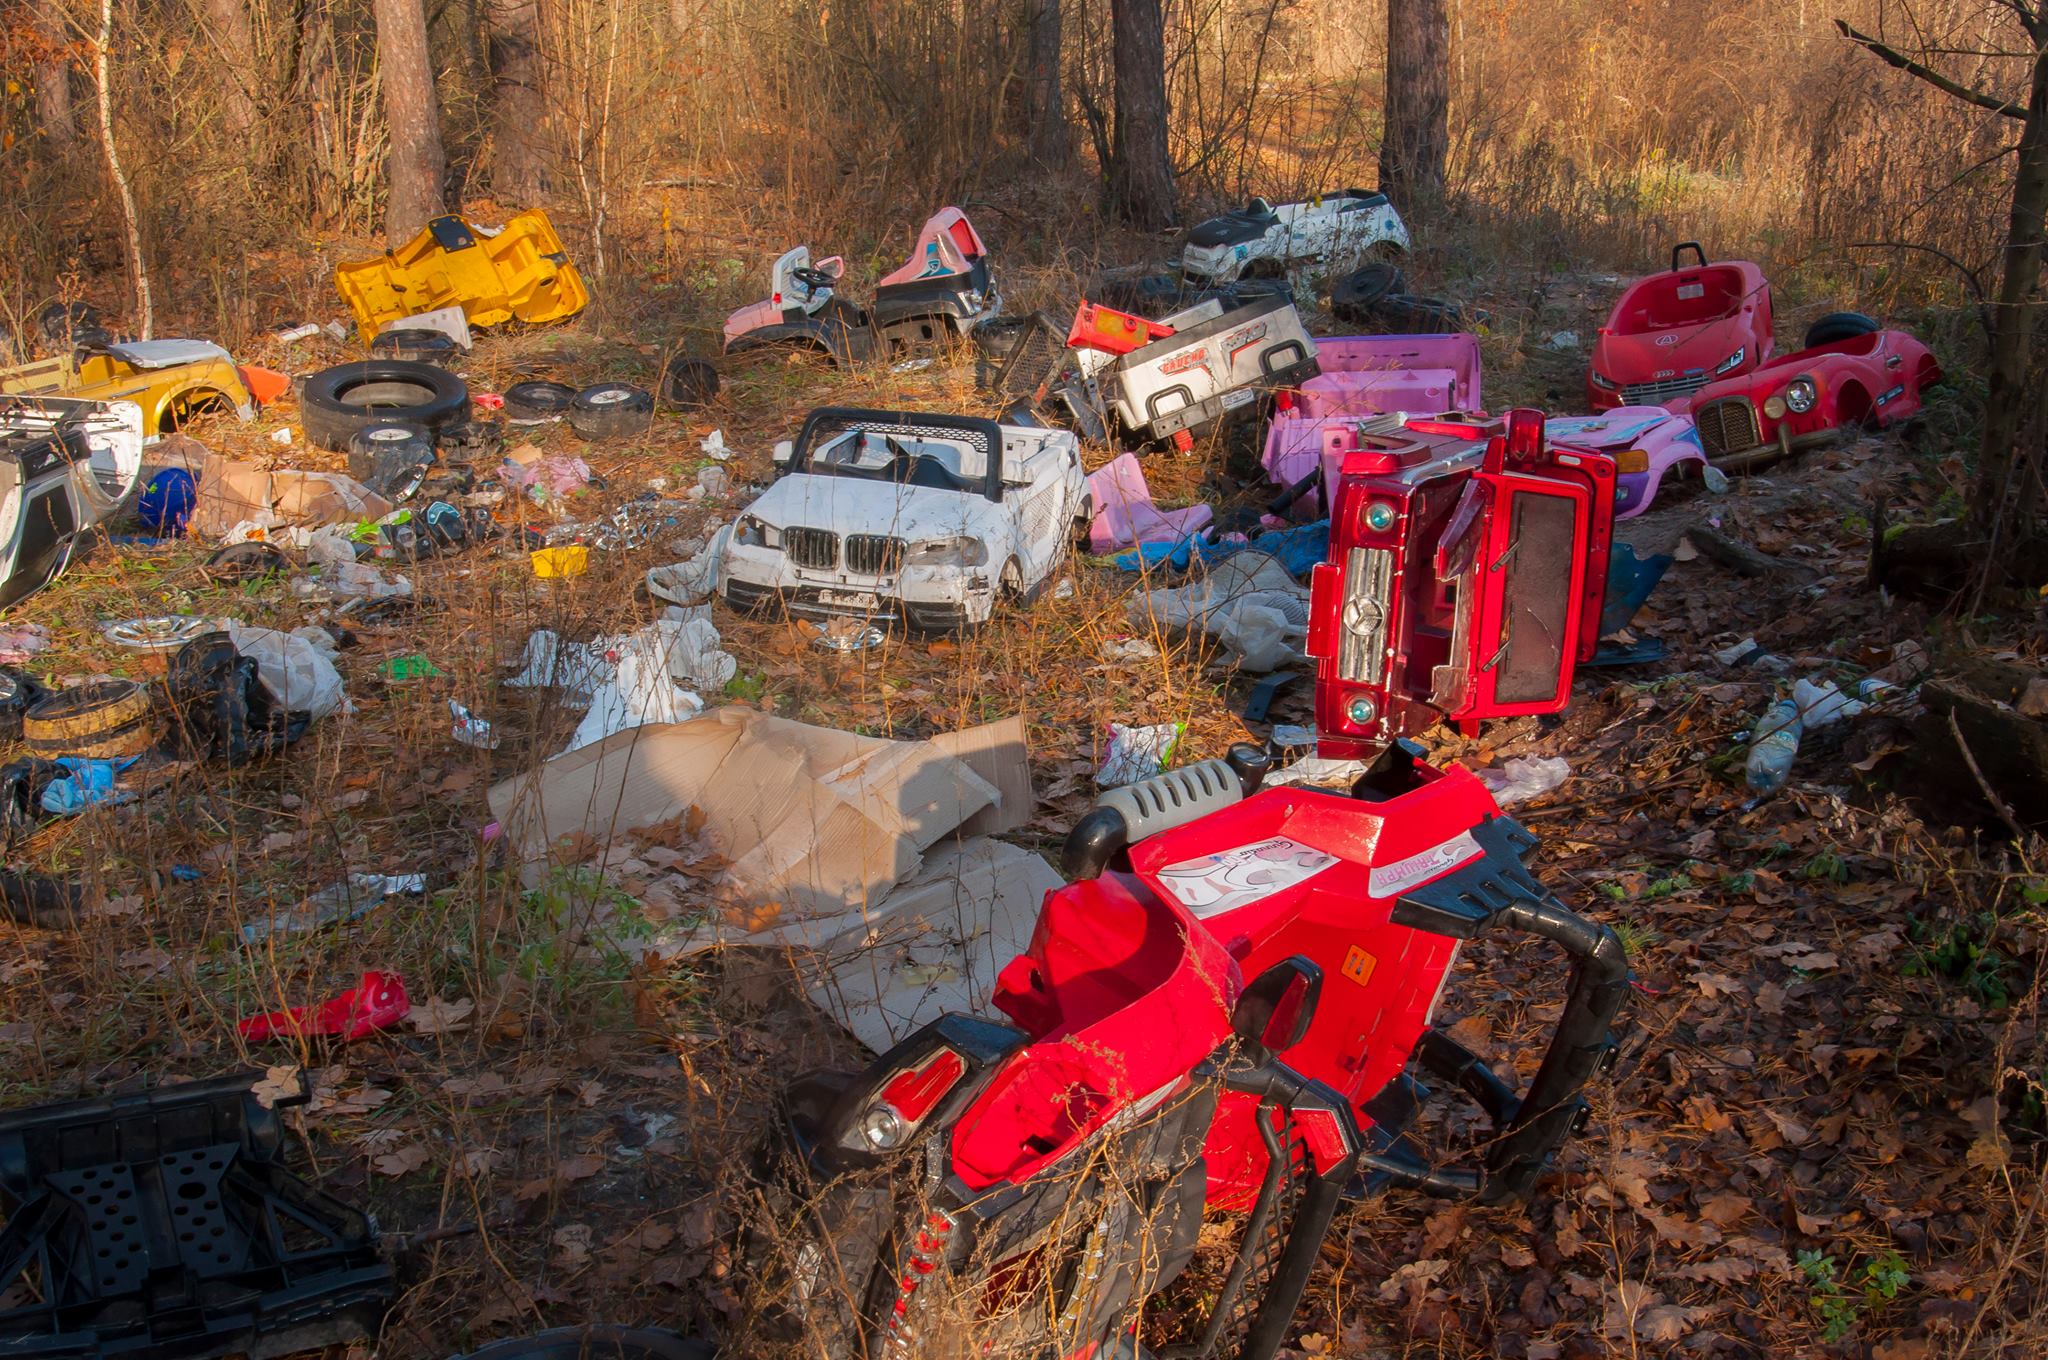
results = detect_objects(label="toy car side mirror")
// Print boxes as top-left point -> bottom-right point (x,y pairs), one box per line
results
1233,956 -> 1322,1056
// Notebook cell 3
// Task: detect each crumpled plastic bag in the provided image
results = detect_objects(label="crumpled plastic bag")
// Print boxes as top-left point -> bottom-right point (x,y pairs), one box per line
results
1127,550 -> 1309,673
1097,721 -> 1185,788
647,524 -> 731,607
226,622 -> 346,719
1793,677 -> 1866,728
566,634 -> 705,753
1475,754 -> 1571,806
504,628 -> 613,698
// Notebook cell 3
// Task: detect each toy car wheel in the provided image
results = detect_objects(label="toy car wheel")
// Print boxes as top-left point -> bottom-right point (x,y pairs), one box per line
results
1803,311 -> 1881,348
502,380 -> 579,423
1330,263 -> 1407,321
568,382 -> 655,440
1362,292 -> 1464,333
37,301 -> 100,346
971,316 -> 1036,362
369,327 -> 461,366
346,420 -> 437,498
660,356 -> 720,409
22,680 -> 159,760
299,360 -> 470,452
449,1326 -> 714,1360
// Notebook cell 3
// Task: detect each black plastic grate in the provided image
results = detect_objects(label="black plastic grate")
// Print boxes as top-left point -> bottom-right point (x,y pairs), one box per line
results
1691,396 -> 1760,457
845,535 -> 903,576
785,527 -> 839,570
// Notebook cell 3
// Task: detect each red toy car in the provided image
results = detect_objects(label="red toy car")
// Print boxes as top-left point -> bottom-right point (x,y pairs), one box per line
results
1674,321 -> 1941,468
1589,242 -> 1773,410
1307,409 -> 1616,761
747,741 -> 1627,1360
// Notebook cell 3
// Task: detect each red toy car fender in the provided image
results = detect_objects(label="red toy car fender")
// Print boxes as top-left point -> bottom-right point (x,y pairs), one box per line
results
1675,328 -> 1941,467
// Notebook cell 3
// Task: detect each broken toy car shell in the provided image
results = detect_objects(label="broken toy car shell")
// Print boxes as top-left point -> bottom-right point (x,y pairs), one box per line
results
1588,242 -> 1773,410
1672,327 -> 1941,469
1180,188 -> 1410,283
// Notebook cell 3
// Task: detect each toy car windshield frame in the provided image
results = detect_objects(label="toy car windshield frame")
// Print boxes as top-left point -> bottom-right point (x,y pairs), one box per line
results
789,406 -> 1006,503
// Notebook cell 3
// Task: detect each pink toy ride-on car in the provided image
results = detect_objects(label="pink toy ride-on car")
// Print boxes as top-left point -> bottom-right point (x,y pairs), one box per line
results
1589,243 -> 1773,411
1544,407 -> 1705,520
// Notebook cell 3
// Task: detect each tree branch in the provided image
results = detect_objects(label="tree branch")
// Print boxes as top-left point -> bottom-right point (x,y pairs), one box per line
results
1836,19 -> 2029,120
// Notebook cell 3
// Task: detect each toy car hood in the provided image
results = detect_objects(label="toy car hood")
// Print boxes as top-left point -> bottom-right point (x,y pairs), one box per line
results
743,472 -> 1000,539
100,339 -> 233,369
1593,321 -> 1750,385
1543,407 -> 1683,448
879,208 -> 987,287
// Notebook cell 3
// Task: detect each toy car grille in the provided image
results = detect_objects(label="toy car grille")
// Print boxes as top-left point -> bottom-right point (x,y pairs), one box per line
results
1619,373 -> 1709,406
786,527 -> 838,570
989,312 -> 1071,403
845,534 -> 903,575
1691,397 -> 1760,458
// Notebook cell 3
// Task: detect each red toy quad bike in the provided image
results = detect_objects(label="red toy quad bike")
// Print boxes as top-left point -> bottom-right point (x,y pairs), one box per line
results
743,734 -> 1630,1360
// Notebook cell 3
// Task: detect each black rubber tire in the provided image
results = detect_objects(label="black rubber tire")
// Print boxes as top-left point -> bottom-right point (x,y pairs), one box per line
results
1362,292 -> 1465,333
451,1327 -> 715,1360
204,541 -> 291,580
369,327 -> 461,366
299,360 -> 470,452
1803,310 -> 1881,349
1329,263 -> 1407,322
569,382 -> 655,440
661,356 -> 720,409
38,301 -> 100,345
346,420 -> 437,494
1092,272 -> 1191,319
503,379 -> 579,423
970,316 -> 1036,362
22,680 -> 158,760
438,416 -> 505,466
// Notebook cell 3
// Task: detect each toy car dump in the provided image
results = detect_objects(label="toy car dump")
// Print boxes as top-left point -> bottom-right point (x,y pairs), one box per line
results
0,397 -> 145,609
1262,332 -> 1483,507
717,407 -> 1086,633
1589,242 -> 1773,411
0,1068 -> 393,1359
334,208 -> 590,338
1181,188 -> 1410,283
1675,323 -> 1941,471
747,734 -> 1628,1360
2,337 -> 279,435
1308,409 -> 1616,760
723,208 -> 999,365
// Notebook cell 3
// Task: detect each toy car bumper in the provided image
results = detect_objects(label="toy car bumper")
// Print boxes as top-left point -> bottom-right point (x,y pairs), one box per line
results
1690,395 -> 1839,469
1125,350 -> 1320,443
720,558 -> 995,633
1614,471 -> 1650,516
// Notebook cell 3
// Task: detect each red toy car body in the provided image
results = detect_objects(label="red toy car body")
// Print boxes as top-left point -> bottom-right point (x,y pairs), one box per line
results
1588,243 -> 1773,411
1674,328 -> 1941,467
1307,410 -> 1615,762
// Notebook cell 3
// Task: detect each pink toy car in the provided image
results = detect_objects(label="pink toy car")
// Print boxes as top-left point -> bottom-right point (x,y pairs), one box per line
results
1262,333 -> 1482,498
1545,407 -> 1705,519
1589,243 -> 1773,411
1672,324 -> 1941,468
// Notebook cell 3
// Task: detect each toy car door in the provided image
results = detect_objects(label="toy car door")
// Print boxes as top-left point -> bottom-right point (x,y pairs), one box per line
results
1462,466 -> 1592,718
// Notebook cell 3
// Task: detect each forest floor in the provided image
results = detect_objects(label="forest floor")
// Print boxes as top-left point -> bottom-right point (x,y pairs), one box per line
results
0,196 -> 2040,1360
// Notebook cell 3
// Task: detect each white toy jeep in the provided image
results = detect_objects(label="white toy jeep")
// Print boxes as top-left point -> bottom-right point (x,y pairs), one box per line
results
718,408 -> 1087,633
1180,189 -> 1409,284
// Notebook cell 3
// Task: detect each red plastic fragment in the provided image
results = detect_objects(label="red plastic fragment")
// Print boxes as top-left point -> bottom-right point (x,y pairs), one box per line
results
238,970 -> 411,1043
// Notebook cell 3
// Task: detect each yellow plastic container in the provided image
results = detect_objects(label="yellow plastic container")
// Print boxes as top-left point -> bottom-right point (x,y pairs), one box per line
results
334,210 -> 591,337
530,546 -> 589,579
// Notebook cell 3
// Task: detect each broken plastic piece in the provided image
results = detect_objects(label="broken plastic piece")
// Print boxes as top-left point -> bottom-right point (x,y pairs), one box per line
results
242,873 -> 427,945
1097,721 -> 1185,787
1475,754 -> 1571,806
450,698 -> 501,750
238,970 -> 411,1042
1086,453 -> 1214,554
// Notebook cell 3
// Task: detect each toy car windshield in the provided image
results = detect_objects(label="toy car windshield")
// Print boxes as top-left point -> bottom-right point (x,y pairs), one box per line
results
806,429 -> 988,494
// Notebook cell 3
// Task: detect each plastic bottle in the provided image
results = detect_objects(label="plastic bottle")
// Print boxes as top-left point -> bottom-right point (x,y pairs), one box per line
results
1745,698 -> 1803,794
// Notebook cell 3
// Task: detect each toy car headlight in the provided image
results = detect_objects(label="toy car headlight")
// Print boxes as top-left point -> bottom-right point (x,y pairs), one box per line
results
1784,375 -> 1818,414
907,535 -> 988,567
1590,370 -> 1620,391
734,515 -> 777,548
1713,347 -> 1747,376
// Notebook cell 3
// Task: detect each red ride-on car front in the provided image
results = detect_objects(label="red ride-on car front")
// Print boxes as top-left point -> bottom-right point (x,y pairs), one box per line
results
1675,325 -> 1942,470
1589,242 -> 1773,411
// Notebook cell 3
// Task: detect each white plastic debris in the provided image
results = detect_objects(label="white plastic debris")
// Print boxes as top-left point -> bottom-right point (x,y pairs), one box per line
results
450,698 -> 500,749
646,524 -> 731,607
1475,754 -> 1571,805
1702,464 -> 1731,494
691,465 -> 730,500
241,872 -> 426,944
1793,677 -> 1866,729
566,638 -> 705,753
226,623 -> 346,719
269,428 -> 292,446
1711,636 -> 1791,674
1266,754 -> 1371,789
1097,721 -> 1184,788
1270,724 -> 1316,748
276,323 -> 321,343
510,618 -> 736,753
1101,637 -> 1161,662
700,429 -> 731,461
1053,577 -> 1075,600
1544,330 -> 1581,351
1128,551 -> 1309,673
504,629 -> 613,698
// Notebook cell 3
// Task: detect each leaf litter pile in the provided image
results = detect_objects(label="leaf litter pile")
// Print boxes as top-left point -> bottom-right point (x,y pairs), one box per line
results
0,269 -> 2040,1360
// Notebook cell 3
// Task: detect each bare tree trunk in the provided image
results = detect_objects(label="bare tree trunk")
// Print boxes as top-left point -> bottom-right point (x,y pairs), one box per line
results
372,0 -> 448,242
33,0 -> 76,150
485,0 -> 548,200
94,0 -> 152,336
1380,0 -> 1449,203
199,0 -> 259,135
1107,0 -> 1174,228
1027,0 -> 1071,168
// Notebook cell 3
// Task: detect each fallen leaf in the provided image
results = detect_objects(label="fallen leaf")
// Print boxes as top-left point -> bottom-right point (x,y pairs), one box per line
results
1377,1258 -> 1451,1304
372,1143 -> 431,1176
1639,1304 -> 1698,1342
1690,971 -> 1744,998
461,1149 -> 502,1175
557,1153 -> 605,1183
251,1065 -> 300,1109
552,1223 -> 593,1270
407,996 -> 476,1034
1699,1191 -> 1751,1228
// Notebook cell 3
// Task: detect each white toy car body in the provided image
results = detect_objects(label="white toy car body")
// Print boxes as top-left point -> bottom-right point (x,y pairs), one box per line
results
1180,189 -> 1409,284
719,409 -> 1087,632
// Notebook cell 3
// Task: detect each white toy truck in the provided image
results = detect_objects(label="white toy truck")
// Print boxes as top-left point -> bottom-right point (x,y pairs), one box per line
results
719,408 -> 1088,633
1180,189 -> 1409,284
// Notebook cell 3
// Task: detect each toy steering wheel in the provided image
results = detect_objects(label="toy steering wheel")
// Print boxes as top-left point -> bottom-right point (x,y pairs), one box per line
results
792,267 -> 838,293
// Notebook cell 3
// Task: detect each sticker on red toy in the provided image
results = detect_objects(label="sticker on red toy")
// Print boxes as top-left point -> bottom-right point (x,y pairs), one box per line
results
1155,836 -> 1338,917
1367,830 -> 1484,898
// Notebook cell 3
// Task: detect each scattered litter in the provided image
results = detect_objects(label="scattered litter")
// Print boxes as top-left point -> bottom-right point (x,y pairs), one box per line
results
1867,640 -> 1930,687
1793,677 -> 1866,728
1701,464 -> 1731,494
0,625 -> 52,665
269,428 -> 292,445
276,322 -> 322,343
810,620 -> 887,653
531,546 -> 590,579
137,467 -> 197,534
890,357 -> 936,373
1087,452 -> 1214,553
1475,754 -> 1572,805
450,699 -> 501,750
700,429 -> 731,461
691,465 -> 730,499
1745,697 -> 1803,794
1270,724 -> 1316,748
503,449 -> 593,503
1101,638 -> 1160,662
40,756 -> 139,816
1544,330 -> 1581,350
1266,753 -> 1371,788
1097,721 -> 1184,787
505,629 -> 613,696
1053,577 -> 1075,600
380,654 -> 443,681
1712,636 -> 1791,674
238,970 -> 411,1043
1129,551 -> 1309,673
561,619 -> 740,753
193,454 -> 395,537
104,615 -> 214,674
242,874 -> 428,945
646,526 -> 731,607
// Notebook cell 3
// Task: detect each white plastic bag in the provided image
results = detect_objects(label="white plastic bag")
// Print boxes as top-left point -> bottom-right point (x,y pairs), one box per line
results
646,523 -> 732,607
1127,551 -> 1309,673
1097,722 -> 1184,788
1475,754 -> 1571,806
226,623 -> 346,719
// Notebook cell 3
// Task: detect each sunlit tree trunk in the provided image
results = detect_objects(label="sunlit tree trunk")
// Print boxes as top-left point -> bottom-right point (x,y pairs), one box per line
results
1108,0 -> 1174,227
200,0 -> 259,135
372,0 -> 448,241
485,0 -> 548,200
1027,0 -> 1071,168
1380,0 -> 1448,202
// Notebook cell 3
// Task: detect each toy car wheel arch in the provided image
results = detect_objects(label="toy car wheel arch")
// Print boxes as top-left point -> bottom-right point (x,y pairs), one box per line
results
369,327 -> 461,366
568,382 -> 655,440
1330,262 -> 1406,320
298,360 -> 470,452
